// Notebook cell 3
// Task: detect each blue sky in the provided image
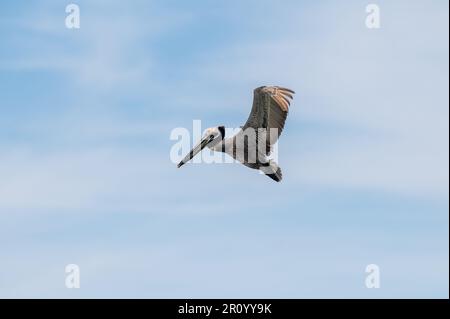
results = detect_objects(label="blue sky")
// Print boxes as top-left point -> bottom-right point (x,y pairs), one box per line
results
0,0 -> 448,298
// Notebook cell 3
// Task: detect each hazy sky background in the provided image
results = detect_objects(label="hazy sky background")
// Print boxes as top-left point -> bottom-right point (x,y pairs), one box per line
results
0,0 -> 448,298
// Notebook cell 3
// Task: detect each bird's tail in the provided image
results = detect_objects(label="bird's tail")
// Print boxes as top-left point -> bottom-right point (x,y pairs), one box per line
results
261,161 -> 283,182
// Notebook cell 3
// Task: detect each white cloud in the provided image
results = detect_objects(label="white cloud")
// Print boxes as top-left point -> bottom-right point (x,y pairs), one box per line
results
0,0 -> 191,91
0,0 -> 447,299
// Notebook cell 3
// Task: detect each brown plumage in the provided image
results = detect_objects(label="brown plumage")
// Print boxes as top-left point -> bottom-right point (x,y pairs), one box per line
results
241,86 -> 295,156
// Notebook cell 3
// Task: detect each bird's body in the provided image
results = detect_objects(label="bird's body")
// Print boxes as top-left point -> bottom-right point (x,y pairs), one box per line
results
178,86 -> 295,182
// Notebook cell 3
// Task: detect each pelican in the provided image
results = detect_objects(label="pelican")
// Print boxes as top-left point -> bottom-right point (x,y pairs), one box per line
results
177,86 -> 295,182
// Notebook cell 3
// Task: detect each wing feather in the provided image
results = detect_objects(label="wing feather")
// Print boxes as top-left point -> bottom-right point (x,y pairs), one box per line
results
241,86 -> 295,155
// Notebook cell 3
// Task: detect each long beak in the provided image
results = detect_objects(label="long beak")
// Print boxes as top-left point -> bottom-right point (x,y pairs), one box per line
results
177,136 -> 213,168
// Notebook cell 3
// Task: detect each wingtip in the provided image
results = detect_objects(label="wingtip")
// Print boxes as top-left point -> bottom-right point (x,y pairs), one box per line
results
277,86 -> 295,94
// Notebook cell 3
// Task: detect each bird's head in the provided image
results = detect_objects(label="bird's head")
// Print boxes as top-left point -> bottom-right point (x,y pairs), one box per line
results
177,126 -> 225,168
203,126 -> 225,146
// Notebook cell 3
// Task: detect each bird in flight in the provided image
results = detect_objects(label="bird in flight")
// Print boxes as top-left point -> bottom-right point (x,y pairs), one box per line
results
177,86 -> 295,182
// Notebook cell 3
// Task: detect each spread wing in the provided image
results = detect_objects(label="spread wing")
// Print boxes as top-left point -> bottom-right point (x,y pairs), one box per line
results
241,86 -> 295,155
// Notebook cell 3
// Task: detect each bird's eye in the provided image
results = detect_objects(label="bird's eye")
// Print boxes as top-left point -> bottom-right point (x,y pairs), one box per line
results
210,135 -> 215,139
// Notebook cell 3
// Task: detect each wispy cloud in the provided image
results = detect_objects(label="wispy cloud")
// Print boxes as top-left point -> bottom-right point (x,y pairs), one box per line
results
0,0 -> 447,298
